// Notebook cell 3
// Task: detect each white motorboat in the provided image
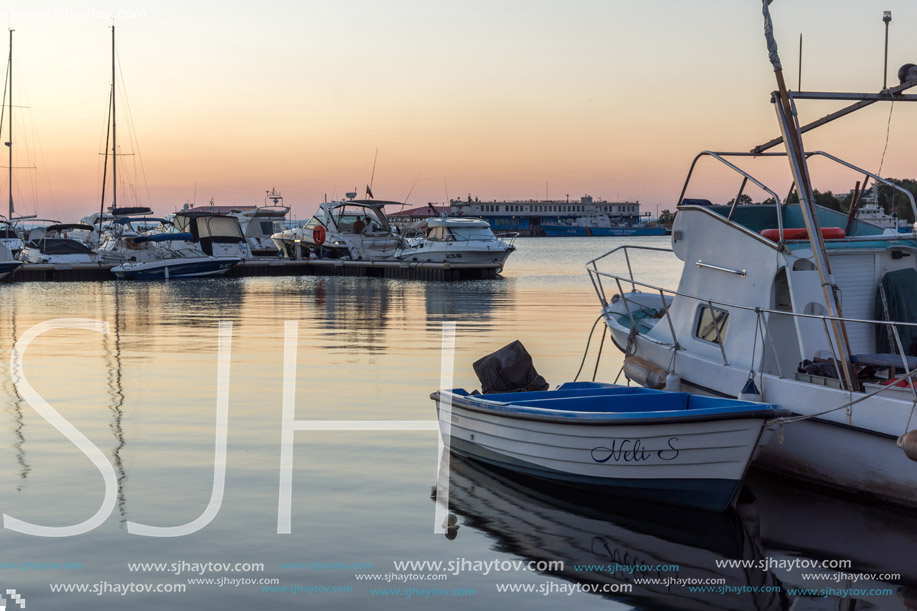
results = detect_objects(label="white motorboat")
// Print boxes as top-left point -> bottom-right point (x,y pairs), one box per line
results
18,223 -> 100,264
233,189 -> 290,256
111,249 -> 240,280
171,211 -> 253,260
854,185 -> 906,233
184,190 -> 290,257
271,193 -> 401,261
0,221 -> 26,256
587,6 -> 917,507
0,240 -> 21,279
397,217 -> 516,268
96,216 -> 180,264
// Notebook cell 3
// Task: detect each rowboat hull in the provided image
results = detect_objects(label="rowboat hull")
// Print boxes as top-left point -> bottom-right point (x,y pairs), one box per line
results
433,385 -> 781,511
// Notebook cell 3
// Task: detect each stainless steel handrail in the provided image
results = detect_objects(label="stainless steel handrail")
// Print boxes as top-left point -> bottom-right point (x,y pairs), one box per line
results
589,248 -> 917,396
806,150 -> 917,221
676,151 -> 786,240
587,246 -> 917,330
696,260 -> 746,278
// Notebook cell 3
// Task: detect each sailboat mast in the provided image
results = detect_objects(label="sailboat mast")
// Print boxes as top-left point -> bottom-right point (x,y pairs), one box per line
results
7,29 -> 13,220
762,0 -> 855,390
111,25 -> 116,211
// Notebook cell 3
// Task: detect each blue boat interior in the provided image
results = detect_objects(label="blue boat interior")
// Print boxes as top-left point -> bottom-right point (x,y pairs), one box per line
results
445,382 -> 782,421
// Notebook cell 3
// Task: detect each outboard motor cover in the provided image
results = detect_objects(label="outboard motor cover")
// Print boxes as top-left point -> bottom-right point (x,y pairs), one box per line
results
473,340 -> 549,394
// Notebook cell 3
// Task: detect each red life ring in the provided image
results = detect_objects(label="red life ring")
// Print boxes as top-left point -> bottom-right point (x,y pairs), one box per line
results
760,227 -> 846,242
312,225 -> 326,245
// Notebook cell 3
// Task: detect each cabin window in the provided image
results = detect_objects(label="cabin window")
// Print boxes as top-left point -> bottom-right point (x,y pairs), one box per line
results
695,305 -> 729,344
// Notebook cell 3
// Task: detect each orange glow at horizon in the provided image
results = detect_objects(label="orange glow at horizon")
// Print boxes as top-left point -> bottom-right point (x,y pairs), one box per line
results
1,0 -> 916,222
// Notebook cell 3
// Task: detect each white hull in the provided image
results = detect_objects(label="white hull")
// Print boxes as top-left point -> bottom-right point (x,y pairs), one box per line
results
397,246 -> 513,267
604,302 -> 917,507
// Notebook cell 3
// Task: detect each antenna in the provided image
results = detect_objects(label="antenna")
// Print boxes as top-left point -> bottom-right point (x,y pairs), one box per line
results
368,148 -> 378,190
443,178 -> 450,202
798,33 -> 802,90
403,173 -> 421,204
6,28 -> 13,220
112,25 -> 116,210
883,11 -> 892,90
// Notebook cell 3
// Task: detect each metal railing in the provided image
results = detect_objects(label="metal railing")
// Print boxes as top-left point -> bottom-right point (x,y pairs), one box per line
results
676,150 -> 917,245
586,245 -> 917,398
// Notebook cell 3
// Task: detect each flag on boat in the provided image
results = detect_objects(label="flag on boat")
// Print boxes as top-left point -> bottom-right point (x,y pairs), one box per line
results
761,0 -> 782,71
366,184 -> 374,199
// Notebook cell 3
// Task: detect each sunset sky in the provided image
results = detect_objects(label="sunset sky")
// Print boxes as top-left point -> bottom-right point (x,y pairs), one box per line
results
2,0 -> 917,221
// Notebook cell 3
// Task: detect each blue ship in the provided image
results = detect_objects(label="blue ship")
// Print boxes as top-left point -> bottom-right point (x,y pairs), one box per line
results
542,224 -> 667,237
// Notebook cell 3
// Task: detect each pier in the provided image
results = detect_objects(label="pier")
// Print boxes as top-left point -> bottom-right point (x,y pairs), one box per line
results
4,258 -> 502,283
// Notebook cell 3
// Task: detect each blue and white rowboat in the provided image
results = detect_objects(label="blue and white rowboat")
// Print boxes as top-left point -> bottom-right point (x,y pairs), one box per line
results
431,382 -> 788,511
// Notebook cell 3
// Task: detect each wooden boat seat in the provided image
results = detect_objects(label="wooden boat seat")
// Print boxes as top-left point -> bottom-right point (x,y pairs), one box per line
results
850,353 -> 917,382
849,353 -> 917,369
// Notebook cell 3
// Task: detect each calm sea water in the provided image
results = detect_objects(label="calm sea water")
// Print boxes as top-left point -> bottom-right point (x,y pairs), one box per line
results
0,236 -> 913,610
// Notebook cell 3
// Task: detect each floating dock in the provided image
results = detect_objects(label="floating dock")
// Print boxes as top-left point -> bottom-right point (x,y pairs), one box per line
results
5,259 -> 502,283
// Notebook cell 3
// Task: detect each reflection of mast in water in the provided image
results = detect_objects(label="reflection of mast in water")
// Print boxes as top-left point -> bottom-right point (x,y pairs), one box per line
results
105,284 -> 128,522
7,312 -> 31,491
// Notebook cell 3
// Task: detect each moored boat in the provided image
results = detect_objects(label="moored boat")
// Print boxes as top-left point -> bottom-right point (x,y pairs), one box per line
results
587,5 -> 917,507
111,253 -> 240,279
271,193 -> 401,261
543,213 -> 667,237
0,240 -> 21,279
432,382 -> 786,511
18,223 -> 100,264
397,217 -> 516,268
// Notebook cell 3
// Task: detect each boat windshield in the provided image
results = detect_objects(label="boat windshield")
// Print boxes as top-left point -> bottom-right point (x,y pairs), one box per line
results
450,226 -> 496,241
330,206 -> 387,234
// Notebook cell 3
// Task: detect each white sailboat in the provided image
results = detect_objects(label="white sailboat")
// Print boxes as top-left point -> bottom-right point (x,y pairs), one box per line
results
588,4 -> 917,508
98,27 -> 240,280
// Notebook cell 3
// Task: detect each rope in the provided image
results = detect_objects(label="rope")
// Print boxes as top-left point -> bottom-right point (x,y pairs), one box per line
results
573,313 -> 606,383
877,101 -> 895,179
766,366 -> 917,427
748,309 -> 760,381
592,324 -> 607,381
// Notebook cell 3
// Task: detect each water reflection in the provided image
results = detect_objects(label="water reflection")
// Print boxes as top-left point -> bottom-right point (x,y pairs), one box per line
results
442,454 -> 784,610
442,453 -> 917,609
105,284 -> 128,522
424,280 -> 508,323
6,312 -> 30,491
740,471 -> 917,597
